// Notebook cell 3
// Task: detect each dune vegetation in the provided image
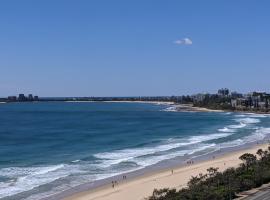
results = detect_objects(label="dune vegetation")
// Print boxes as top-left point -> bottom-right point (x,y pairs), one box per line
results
148,145 -> 270,200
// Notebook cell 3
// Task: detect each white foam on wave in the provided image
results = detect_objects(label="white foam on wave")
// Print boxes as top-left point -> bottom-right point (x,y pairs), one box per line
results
218,127 -> 236,133
228,123 -> 247,129
223,112 -> 232,115
133,143 -> 217,167
223,115 -> 262,131
94,142 -> 192,166
162,106 -> 177,112
94,132 -> 232,168
0,164 -> 84,199
235,113 -> 269,118
188,133 -> 232,143
235,114 -> 247,118
244,127 -> 270,143
234,117 -> 261,124
218,116 -> 259,132
71,160 -> 81,163
220,127 -> 270,149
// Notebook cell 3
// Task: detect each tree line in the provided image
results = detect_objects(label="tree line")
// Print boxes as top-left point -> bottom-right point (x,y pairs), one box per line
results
147,145 -> 270,200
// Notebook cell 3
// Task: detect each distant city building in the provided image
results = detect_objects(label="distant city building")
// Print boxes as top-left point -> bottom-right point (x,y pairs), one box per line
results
218,88 -> 230,96
192,93 -> 207,102
8,96 -> 17,101
28,94 -> 34,101
34,96 -> 39,101
18,94 -> 26,101
9,94 -> 40,102
231,91 -> 243,99
231,99 -> 237,108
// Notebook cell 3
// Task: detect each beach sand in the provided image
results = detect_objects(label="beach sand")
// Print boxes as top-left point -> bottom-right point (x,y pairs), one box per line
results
63,143 -> 269,200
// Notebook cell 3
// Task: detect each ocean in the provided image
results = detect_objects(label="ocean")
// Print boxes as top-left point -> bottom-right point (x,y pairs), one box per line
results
0,102 -> 270,200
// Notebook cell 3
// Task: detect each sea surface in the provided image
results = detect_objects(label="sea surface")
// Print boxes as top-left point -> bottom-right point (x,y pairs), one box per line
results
0,102 -> 270,200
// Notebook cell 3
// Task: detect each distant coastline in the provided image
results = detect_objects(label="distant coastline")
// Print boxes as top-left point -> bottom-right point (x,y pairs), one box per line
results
2,88 -> 270,113
2,99 -> 269,114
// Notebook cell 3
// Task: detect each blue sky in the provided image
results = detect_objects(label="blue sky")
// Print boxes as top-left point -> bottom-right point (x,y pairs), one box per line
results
0,0 -> 269,97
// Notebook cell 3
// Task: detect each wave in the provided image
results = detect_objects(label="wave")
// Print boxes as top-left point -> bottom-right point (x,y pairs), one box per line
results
228,122 -> 247,129
71,160 -> 81,163
234,117 -> 261,124
223,112 -> 232,115
94,133 -> 232,168
0,132 -> 232,199
0,164 -> 84,199
224,116 -> 260,130
133,143 -> 217,167
244,127 -> 270,143
218,127 -> 236,133
218,116 -> 259,132
235,113 -> 269,118
3,126 -> 269,200
162,106 -> 177,112
220,127 -> 270,149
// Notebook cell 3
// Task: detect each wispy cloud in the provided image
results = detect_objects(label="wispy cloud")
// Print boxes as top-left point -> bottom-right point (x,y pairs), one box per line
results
174,38 -> 192,45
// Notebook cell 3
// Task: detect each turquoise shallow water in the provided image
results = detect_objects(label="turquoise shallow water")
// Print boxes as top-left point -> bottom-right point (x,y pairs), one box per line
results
0,102 -> 270,200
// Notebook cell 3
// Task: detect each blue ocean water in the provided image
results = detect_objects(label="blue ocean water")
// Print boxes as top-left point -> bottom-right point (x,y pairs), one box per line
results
0,102 -> 270,200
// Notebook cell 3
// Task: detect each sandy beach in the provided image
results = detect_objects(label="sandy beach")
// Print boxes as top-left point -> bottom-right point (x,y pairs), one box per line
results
65,101 -> 175,105
63,143 -> 269,200
173,104 -> 224,112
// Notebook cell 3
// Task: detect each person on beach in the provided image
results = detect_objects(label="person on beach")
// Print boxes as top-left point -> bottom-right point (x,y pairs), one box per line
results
171,169 -> 174,175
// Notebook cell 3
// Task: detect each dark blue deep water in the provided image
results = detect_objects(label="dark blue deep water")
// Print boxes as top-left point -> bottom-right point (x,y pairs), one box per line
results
0,102 -> 270,199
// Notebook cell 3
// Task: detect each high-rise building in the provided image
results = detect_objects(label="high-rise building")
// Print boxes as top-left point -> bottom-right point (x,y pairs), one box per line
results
18,94 -> 26,101
28,94 -> 34,101
34,96 -> 39,101
218,88 -> 230,96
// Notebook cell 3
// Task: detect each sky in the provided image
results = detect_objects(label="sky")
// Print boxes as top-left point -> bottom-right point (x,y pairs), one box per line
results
0,0 -> 270,97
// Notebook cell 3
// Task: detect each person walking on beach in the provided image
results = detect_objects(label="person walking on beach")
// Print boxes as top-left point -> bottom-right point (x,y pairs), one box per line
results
171,169 -> 174,175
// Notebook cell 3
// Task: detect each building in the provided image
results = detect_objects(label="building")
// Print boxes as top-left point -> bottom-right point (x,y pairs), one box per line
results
231,99 -> 237,108
7,96 -> 17,101
18,94 -> 26,101
192,93 -> 207,103
218,88 -> 230,96
231,91 -> 243,99
28,94 -> 34,101
34,96 -> 39,101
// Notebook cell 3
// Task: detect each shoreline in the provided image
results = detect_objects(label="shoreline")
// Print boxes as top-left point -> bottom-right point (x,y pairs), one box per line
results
64,101 -> 270,114
173,104 -> 224,112
65,100 -> 175,105
51,142 -> 270,200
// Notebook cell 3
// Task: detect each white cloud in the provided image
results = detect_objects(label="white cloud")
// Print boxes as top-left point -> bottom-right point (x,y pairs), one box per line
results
174,38 -> 192,45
